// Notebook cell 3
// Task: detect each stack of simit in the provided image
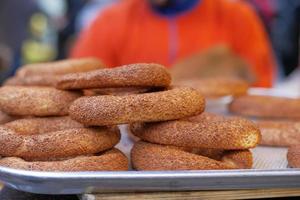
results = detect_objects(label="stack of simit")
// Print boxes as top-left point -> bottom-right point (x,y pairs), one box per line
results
55,62 -> 261,171
0,58 -> 128,171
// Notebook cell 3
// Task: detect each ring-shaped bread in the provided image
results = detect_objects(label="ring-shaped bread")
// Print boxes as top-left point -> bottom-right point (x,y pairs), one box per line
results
0,125 -> 120,161
0,148 -> 128,171
3,116 -> 83,135
69,87 -> 205,126
56,63 -> 171,90
16,58 -> 104,77
287,145 -> 300,168
0,86 -> 80,116
131,115 -> 260,150
131,141 -> 253,170
257,120 -> 300,147
229,95 -> 300,119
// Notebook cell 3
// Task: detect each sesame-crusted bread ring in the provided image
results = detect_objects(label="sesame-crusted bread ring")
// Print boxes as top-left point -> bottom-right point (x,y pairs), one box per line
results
177,77 -> 249,98
0,148 -> 128,171
16,58 -> 104,77
3,75 -> 59,87
0,126 -> 120,161
172,147 -> 252,169
131,141 -> 252,170
0,86 -> 80,116
131,117 -> 260,150
4,116 -> 83,135
187,148 -> 225,160
221,150 -> 253,169
182,112 -> 226,123
0,110 -> 17,125
229,95 -> 300,119
69,87 -> 205,126
287,146 -> 300,168
257,120 -> 300,147
56,63 -> 171,90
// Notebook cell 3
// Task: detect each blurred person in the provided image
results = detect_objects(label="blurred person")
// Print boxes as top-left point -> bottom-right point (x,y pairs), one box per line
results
0,44 -> 12,83
247,0 -> 300,77
271,0 -> 300,77
76,0 -> 120,32
72,0 -> 276,87
57,0 -> 120,59
56,0 -> 87,59
0,0 -> 39,82
246,0 -> 276,34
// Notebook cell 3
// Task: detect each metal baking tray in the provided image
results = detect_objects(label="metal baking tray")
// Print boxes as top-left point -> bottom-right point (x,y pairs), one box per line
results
0,88 -> 300,194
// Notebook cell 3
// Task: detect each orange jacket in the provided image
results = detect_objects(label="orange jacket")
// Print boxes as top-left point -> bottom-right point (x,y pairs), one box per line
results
72,0 -> 276,87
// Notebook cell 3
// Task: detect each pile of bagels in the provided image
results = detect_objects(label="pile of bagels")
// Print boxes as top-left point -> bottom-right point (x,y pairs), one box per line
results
0,58 -> 128,171
229,94 -> 300,168
0,58 -> 261,171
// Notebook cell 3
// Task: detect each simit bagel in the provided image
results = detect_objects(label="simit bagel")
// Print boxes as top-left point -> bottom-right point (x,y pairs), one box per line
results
229,95 -> 300,119
0,110 -> 17,125
287,145 -> 300,168
4,116 -> 83,135
131,117 -> 260,150
0,148 -> 128,171
131,141 -> 252,170
16,58 -> 104,77
0,126 -> 120,161
0,86 -> 80,116
257,120 -> 300,147
69,87 -> 205,126
56,63 -> 171,90
183,112 -> 226,123
3,75 -> 59,87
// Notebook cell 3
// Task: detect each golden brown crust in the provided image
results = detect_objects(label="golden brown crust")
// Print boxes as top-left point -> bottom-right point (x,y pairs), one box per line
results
189,148 -> 252,169
0,110 -> 17,125
229,95 -> 300,119
221,150 -> 253,169
0,126 -> 120,161
16,58 -> 104,77
176,77 -> 248,98
188,148 -> 225,160
0,86 -> 80,116
131,117 -> 260,150
4,116 -> 83,135
182,147 -> 252,168
83,87 -> 153,96
3,75 -> 59,87
56,63 -> 171,90
131,141 -> 231,170
287,146 -> 300,168
131,141 -> 252,170
183,112 -> 226,123
257,120 -> 300,147
70,87 -> 205,126
0,148 -> 128,171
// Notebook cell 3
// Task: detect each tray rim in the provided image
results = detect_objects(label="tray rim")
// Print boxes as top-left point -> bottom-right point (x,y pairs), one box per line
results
1,166 -> 300,179
2,166 -> 300,194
